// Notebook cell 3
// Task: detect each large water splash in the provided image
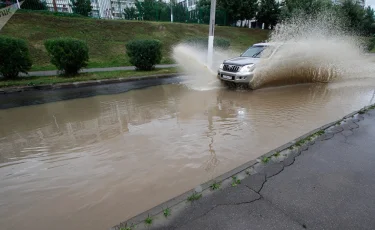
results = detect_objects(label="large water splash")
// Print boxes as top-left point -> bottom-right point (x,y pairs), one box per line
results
173,12 -> 374,90
251,12 -> 371,88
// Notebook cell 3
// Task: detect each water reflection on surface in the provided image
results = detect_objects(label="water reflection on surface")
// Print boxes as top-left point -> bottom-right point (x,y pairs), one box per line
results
0,81 -> 374,230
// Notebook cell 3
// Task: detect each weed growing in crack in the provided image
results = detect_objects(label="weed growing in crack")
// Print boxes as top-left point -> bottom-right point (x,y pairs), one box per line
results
273,151 -> 280,157
144,215 -> 153,225
163,208 -> 171,218
335,121 -> 341,126
316,130 -> 325,136
231,176 -> 241,187
210,181 -> 221,190
120,223 -> 135,230
187,192 -> 202,202
368,105 -> 375,110
262,156 -> 270,164
358,110 -> 365,114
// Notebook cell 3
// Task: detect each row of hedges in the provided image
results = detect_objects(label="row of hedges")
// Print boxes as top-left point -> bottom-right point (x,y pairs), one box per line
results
0,36 -> 231,79
0,36 -> 89,78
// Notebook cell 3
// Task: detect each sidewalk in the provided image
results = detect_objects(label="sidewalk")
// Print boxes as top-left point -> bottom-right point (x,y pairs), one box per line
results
21,64 -> 178,77
147,108 -> 375,230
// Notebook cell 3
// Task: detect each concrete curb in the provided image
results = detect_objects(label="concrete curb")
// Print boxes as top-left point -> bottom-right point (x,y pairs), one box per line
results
110,103 -> 375,230
0,73 -> 182,94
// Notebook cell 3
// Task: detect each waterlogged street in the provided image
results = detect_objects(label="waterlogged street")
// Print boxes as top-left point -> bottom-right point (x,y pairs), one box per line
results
1,77 -> 375,230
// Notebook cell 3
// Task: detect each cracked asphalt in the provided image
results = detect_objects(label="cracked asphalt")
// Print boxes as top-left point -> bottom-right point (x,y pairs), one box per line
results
151,109 -> 375,230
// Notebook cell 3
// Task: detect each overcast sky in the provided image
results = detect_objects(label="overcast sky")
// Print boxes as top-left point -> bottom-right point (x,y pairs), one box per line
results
367,0 -> 375,9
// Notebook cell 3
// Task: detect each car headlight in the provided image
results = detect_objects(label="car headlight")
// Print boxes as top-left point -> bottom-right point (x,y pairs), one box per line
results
219,64 -> 224,70
239,64 -> 255,73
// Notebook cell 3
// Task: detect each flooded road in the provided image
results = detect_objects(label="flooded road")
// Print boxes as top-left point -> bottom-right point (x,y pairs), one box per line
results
1,79 -> 375,230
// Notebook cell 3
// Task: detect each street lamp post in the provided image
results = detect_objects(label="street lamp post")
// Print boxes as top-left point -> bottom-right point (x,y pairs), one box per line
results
207,0 -> 216,69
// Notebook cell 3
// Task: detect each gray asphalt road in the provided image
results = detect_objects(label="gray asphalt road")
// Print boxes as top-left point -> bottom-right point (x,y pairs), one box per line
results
20,64 -> 178,77
151,109 -> 375,230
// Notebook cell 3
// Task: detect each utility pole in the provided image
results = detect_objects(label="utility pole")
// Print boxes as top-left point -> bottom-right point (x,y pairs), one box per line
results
207,0 -> 216,69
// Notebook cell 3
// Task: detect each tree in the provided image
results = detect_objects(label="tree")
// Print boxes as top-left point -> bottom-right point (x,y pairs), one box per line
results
256,0 -> 280,29
363,6 -> 375,35
197,0 -> 211,23
124,6 -> 137,20
72,0 -> 92,17
280,0 -> 333,20
339,0 -> 365,32
21,0 -> 47,10
172,2 -> 189,22
135,0 -> 157,20
217,0 -> 257,25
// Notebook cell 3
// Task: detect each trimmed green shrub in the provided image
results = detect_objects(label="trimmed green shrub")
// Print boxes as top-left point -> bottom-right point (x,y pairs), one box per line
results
0,36 -> 32,79
44,38 -> 89,75
183,37 -> 231,50
126,39 -> 162,70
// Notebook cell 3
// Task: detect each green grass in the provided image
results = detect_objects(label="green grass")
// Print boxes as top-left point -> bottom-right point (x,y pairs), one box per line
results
231,176 -> 241,187
163,208 -> 171,218
2,11 -> 269,71
262,156 -> 270,164
210,181 -> 221,190
0,68 -> 178,88
144,215 -> 153,225
187,192 -> 202,202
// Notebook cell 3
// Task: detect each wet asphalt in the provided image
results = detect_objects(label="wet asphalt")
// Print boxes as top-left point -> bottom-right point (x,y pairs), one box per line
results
151,109 -> 375,230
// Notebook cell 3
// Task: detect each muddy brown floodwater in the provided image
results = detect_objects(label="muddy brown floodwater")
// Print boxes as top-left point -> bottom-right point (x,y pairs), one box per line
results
1,79 -> 375,230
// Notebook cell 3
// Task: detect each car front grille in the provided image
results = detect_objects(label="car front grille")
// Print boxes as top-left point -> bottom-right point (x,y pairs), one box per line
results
223,64 -> 240,72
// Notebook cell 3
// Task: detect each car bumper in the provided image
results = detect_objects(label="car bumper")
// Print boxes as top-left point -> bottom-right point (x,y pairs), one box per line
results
217,70 -> 254,84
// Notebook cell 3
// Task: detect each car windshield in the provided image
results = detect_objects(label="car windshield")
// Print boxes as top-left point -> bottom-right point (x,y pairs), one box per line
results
241,45 -> 274,58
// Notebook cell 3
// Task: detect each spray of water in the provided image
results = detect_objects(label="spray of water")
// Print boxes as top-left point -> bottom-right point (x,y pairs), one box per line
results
173,11 -> 374,90
250,11 -> 371,89
172,43 -> 236,91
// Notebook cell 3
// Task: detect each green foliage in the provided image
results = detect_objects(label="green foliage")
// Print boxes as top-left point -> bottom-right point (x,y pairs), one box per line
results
163,208 -> 171,217
71,0 -> 92,17
210,181 -> 221,190
256,0 -> 280,29
280,0 -> 333,20
262,156 -> 270,163
126,39 -> 162,70
187,192 -> 202,201
0,36 -> 32,79
44,38 -> 89,75
339,0 -> 365,32
144,215 -> 153,225
184,37 -> 230,50
21,0 -> 47,10
231,176 -> 241,187
363,6 -> 375,36
218,0 -> 257,25
124,6 -> 137,20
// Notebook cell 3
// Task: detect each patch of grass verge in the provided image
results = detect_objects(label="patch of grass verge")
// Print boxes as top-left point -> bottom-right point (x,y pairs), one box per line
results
187,192 -> 202,202
163,208 -> 171,218
3,11 -> 269,70
0,68 -> 179,88
210,181 -> 221,190
231,176 -> 241,187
